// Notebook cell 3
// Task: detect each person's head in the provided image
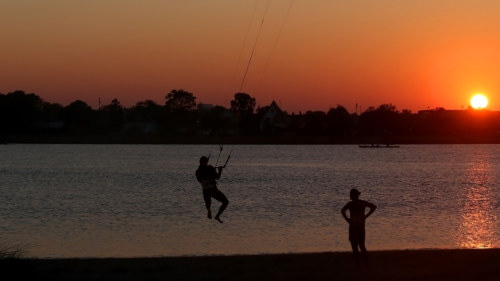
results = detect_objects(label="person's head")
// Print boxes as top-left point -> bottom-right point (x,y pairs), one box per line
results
350,188 -> 361,200
199,156 -> 209,166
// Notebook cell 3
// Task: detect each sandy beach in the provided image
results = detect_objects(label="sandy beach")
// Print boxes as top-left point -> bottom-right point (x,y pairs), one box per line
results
2,249 -> 499,281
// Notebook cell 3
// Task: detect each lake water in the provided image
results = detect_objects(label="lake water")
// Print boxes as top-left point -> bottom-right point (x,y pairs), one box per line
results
0,144 -> 499,258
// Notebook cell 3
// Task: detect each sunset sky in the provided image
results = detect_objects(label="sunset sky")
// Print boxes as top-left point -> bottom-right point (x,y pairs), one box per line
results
2,0 -> 500,113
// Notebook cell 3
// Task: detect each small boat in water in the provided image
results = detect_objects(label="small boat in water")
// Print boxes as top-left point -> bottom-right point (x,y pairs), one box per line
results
359,144 -> 400,148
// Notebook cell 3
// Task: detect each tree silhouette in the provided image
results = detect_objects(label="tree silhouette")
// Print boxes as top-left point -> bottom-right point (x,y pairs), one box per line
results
358,103 -> 399,135
0,90 -> 45,133
40,102 -> 63,124
62,100 -> 93,119
199,105 -> 229,133
165,89 -> 197,112
60,100 -> 94,132
6,88 -> 500,139
101,98 -> 123,111
128,100 -> 163,123
303,110 -> 327,135
327,105 -> 353,135
230,93 -> 256,118
100,99 -> 124,133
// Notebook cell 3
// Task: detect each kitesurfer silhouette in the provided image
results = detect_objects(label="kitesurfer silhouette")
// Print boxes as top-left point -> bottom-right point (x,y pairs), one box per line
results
196,156 -> 229,223
341,188 -> 377,265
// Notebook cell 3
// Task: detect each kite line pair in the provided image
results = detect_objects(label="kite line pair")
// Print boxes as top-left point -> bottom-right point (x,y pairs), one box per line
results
207,144 -> 234,169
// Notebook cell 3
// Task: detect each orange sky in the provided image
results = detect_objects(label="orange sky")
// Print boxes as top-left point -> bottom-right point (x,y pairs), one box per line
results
2,0 -> 500,113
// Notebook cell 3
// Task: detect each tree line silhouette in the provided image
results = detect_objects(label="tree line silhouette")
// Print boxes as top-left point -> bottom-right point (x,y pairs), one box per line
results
1,90 -> 499,138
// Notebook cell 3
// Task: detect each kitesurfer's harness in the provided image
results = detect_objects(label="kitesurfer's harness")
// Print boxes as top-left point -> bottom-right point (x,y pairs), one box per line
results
200,145 -> 234,190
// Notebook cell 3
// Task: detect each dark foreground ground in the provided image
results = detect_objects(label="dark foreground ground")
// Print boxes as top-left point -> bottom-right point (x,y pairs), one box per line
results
1,249 -> 500,281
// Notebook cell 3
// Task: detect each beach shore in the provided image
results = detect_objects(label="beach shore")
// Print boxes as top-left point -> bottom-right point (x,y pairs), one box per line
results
3,249 -> 500,280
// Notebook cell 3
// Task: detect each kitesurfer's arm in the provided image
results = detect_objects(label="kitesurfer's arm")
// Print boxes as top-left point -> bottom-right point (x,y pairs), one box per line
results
341,203 -> 351,224
215,166 -> 223,179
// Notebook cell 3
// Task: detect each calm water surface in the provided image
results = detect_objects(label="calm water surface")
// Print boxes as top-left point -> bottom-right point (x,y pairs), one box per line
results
0,144 -> 499,258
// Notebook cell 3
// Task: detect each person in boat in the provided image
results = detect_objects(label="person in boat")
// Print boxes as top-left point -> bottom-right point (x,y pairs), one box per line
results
195,156 -> 229,223
341,188 -> 377,265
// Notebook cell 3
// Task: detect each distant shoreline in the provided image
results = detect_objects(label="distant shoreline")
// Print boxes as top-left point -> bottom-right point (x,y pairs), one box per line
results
3,134 -> 500,144
6,249 -> 500,280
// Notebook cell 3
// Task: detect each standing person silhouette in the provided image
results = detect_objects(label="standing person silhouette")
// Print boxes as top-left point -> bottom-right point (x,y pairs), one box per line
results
341,188 -> 377,265
195,156 -> 229,223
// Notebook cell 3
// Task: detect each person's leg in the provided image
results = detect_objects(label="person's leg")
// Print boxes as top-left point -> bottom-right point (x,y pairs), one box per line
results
350,241 -> 360,265
211,188 -> 229,223
359,230 -> 368,263
203,189 -> 212,219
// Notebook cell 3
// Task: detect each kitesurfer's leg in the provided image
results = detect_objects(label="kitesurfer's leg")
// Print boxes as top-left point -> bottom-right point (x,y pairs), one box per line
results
212,188 -> 229,223
203,189 -> 212,219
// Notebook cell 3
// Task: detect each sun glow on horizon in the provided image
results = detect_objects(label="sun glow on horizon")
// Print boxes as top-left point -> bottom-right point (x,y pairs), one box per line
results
471,95 -> 488,109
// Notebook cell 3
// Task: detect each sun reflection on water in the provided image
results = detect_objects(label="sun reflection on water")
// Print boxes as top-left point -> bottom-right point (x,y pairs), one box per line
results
455,153 -> 499,249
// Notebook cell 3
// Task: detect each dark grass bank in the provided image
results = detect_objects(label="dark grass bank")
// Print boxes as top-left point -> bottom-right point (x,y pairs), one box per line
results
3,249 -> 500,281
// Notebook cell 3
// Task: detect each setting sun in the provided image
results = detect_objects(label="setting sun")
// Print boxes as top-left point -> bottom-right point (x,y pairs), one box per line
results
471,95 -> 488,109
